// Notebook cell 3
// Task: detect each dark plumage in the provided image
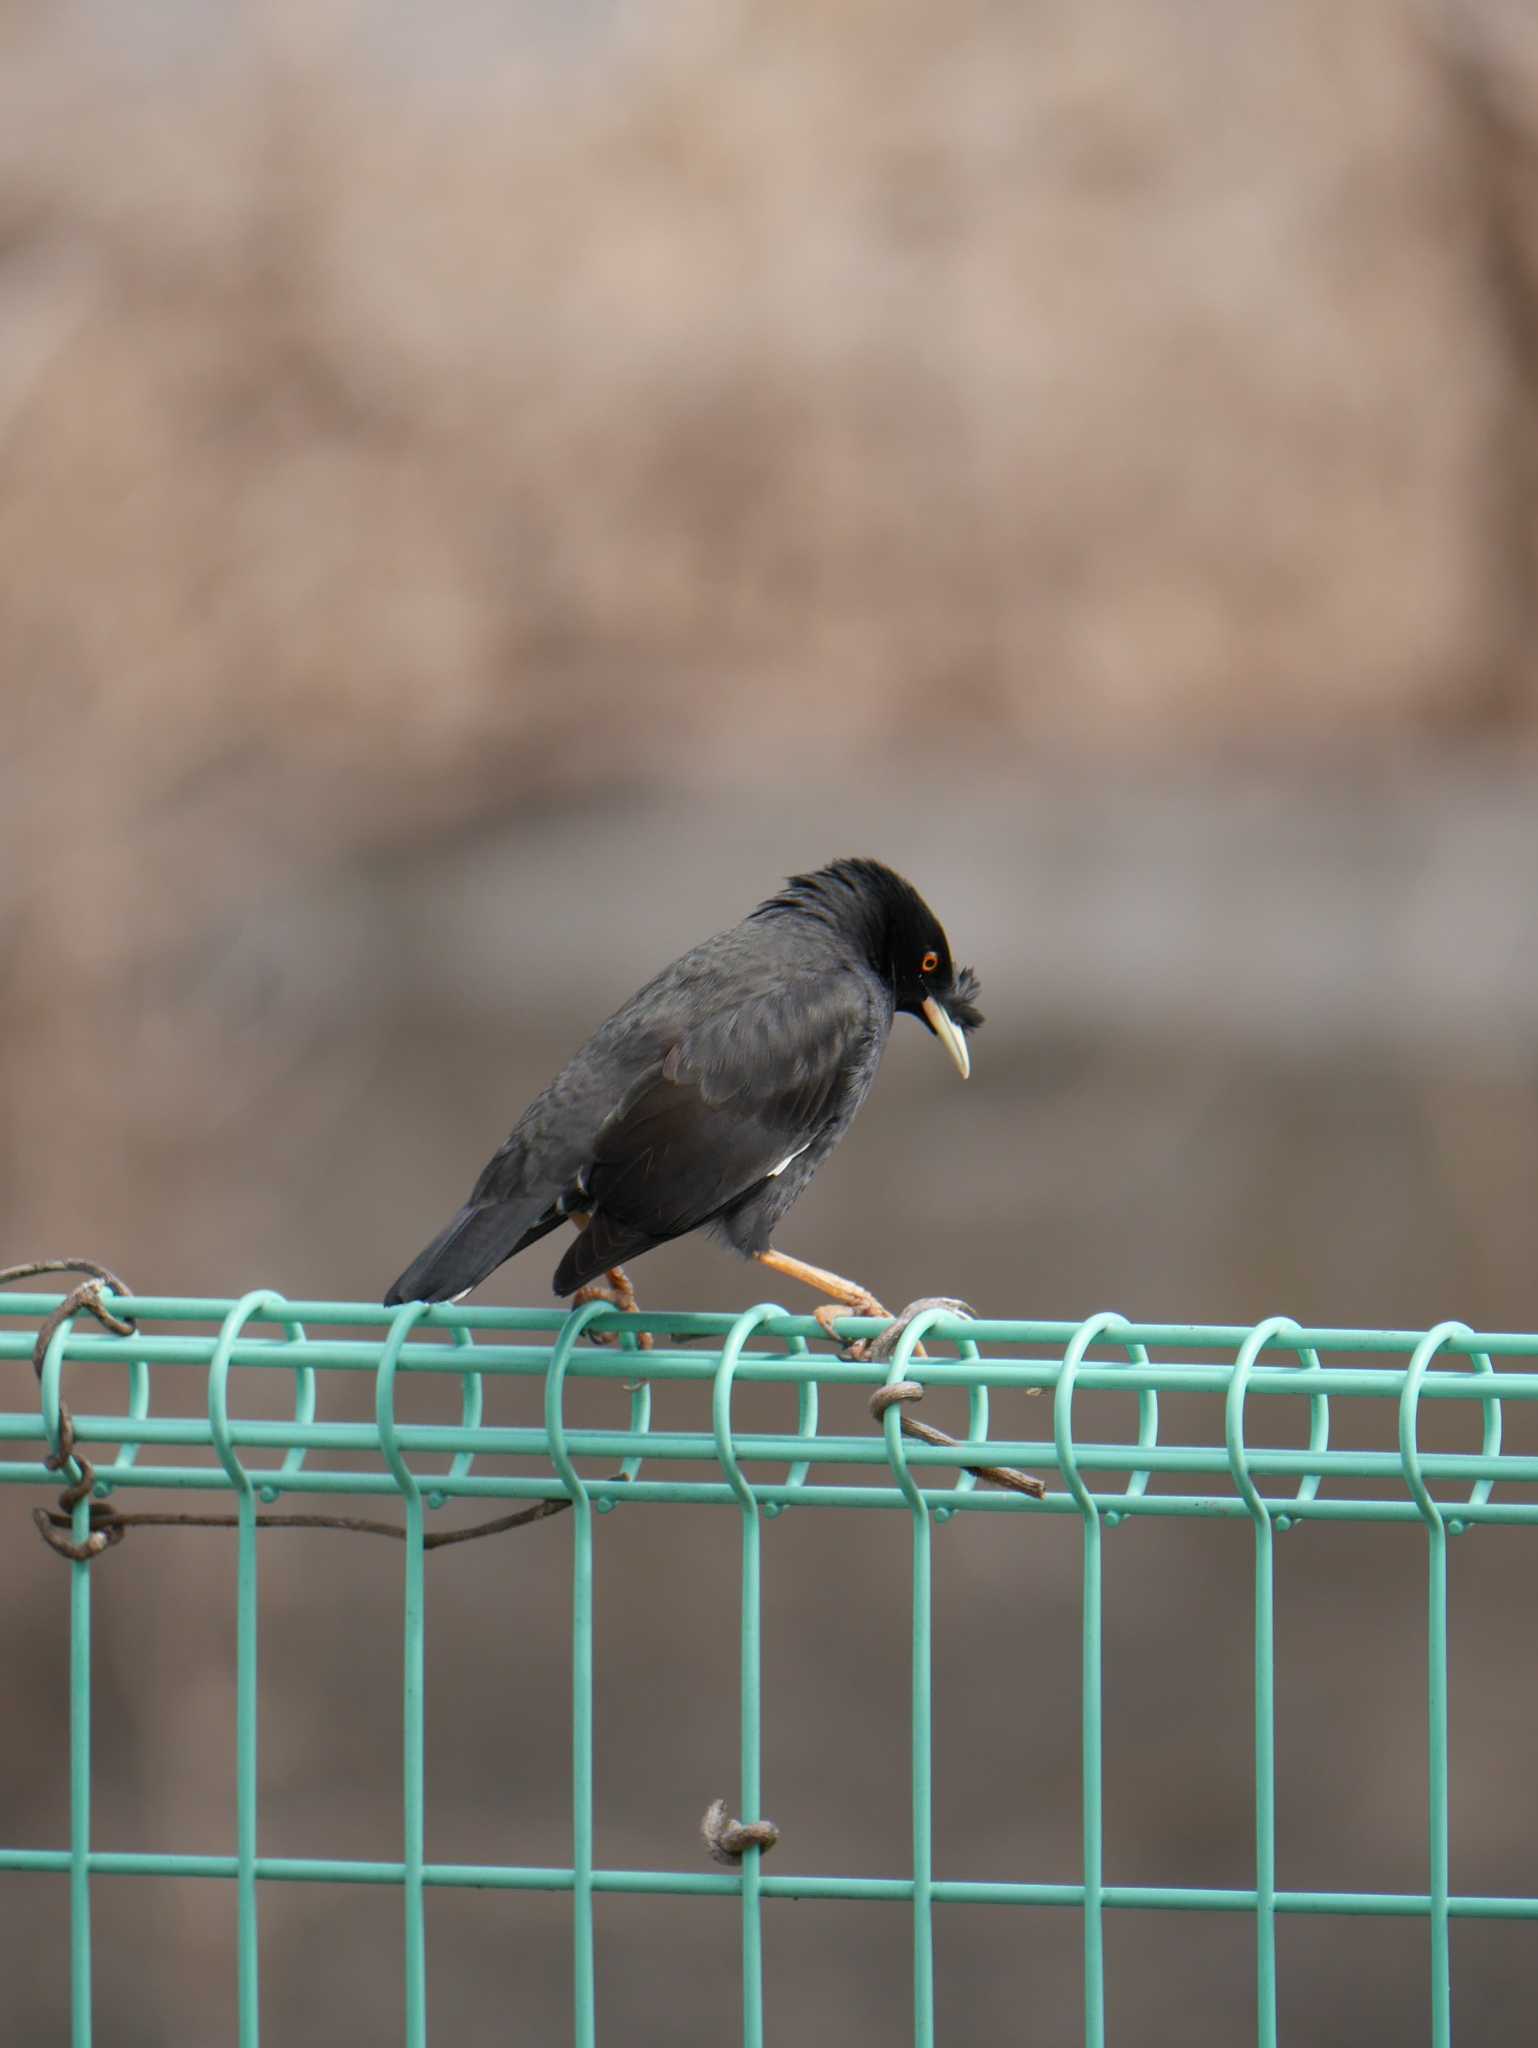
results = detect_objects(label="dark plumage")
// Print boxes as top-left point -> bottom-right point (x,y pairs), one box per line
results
384,858 -> 982,1323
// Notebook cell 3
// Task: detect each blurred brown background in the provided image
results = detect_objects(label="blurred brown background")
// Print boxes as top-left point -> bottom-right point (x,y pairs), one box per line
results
4,0 -> 1538,2040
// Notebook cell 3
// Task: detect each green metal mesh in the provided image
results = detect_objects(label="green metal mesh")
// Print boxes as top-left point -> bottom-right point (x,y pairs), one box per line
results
3,1290 -> 1536,2046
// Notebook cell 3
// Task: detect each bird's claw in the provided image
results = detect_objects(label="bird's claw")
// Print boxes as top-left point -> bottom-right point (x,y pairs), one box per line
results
814,1295 -> 888,1360
572,1271 -> 655,1351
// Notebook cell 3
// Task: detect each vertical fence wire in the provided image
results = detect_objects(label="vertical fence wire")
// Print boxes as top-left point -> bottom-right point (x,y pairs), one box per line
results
1425,1518 -> 1451,2048
1052,1311 -> 1156,2048
908,1491 -> 933,2047
378,1302 -> 432,2048
401,1465 -> 428,2048
545,1300 -> 610,2048
1056,1315 -> 1118,2048
1400,1322 -> 1478,2048
36,1303 -> 97,2047
234,1478 -> 259,2047
711,1305 -> 785,2048
1225,1317 -> 1304,2048
876,1310 -> 957,2048
208,1291 -> 287,2048
68,1418 -> 93,2048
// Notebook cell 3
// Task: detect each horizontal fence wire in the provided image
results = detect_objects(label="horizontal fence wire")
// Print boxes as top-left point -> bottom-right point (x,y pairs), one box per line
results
3,1290 -> 1537,2045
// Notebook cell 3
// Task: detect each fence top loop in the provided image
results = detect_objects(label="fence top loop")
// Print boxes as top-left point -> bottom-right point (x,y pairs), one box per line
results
1054,1310 -> 1136,1520
207,1291 -> 293,1497
1277,1339 -> 1330,1529
1225,1316 -> 1305,1525
228,1304 -> 318,1505
28,1276 -> 143,1470
376,1300 -> 436,1503
267,1310 -> 317,1503
1457,1346 -> 1502,1526
873,1301 -> 969,1515
944,1326 -> 989,1519
1399,1320 -> 1496,1533
36,1307 -> 77,1471
765,1326 -> 816,1518
543,1298 -> 624,1506
709,1304 -> 787,1514
107,1341 -> 153,1491
429,1324 -> 483,1509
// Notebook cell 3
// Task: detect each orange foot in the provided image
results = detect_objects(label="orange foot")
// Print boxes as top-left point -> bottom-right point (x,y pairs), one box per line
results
812,1288 -> 894,1362
572,1265 -> 654,1351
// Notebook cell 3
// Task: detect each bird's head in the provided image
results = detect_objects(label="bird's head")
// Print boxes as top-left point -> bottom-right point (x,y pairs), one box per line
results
755,857 -> 983,1079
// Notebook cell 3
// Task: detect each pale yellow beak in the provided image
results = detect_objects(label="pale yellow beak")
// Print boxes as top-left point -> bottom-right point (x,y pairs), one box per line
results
921,994 -> 971,1080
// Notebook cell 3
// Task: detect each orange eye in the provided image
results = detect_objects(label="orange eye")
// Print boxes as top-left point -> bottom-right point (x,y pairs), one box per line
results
921,950 -> 939,975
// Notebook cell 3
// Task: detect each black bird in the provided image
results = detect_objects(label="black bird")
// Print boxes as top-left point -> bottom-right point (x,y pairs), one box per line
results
383,858 -> 982,1351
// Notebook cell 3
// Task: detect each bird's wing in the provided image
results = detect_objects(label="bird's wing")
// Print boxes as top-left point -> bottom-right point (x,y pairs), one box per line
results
555,975 -> 875,1284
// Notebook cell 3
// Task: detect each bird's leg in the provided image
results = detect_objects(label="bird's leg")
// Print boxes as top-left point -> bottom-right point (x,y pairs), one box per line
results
753,1248 -> 898,1361
568,1216 -> 653,1353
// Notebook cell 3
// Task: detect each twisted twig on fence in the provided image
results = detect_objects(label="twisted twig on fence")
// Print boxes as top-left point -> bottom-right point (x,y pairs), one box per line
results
863,1297 -> 1046,1498
700,1798 -> 780,1865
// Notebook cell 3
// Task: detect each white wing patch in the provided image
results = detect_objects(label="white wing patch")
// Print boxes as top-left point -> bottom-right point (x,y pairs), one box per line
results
767,1141 -> 812,1179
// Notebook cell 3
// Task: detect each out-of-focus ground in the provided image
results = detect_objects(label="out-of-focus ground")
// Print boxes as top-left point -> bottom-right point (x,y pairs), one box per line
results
4,1 -> 1538,2040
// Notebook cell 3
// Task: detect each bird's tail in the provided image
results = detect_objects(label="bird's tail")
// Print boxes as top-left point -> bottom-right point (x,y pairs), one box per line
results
383,1198 -> 559,1305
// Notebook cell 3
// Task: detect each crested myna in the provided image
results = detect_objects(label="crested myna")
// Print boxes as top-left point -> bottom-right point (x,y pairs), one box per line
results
384,857 -> 982,1352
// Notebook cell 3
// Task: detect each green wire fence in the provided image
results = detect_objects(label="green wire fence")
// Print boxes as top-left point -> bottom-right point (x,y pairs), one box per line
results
2,1288 -> 1536,2045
